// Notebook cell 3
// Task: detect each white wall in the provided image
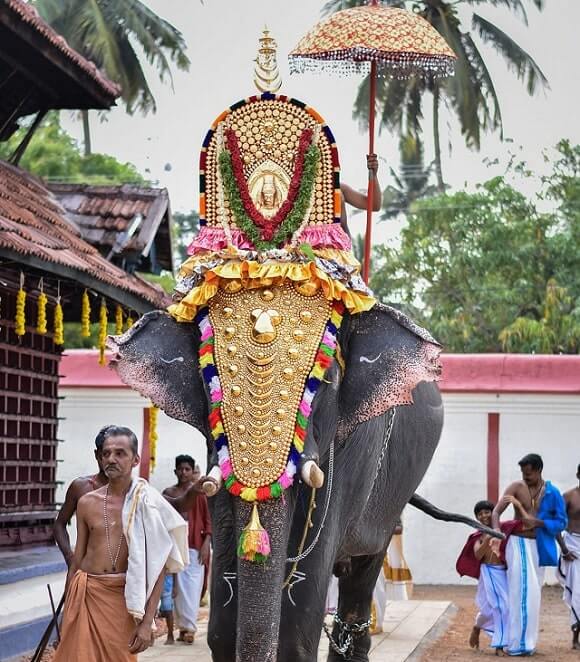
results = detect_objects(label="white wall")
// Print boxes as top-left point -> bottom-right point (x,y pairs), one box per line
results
56,387 -> 207,503
403,393 -> 580,585
56,388 -> 580,583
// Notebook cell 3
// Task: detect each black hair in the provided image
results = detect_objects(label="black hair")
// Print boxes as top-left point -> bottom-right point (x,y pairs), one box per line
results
95,425 -> 114,450
175,454 -> 196,471
474,500 -> 495,516
102,426 -> 139,455
518,453 -> 543,472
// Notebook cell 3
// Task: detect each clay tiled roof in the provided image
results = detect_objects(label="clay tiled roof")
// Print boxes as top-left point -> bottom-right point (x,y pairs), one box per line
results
2,0 -> 120,98
49,183 -> 173,272
0,159 -> 168,311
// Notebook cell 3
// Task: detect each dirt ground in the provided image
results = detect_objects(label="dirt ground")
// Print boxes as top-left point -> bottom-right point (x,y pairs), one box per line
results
414,585 -> 578,662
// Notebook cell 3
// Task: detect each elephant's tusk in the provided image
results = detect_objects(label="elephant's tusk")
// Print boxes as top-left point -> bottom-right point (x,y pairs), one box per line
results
202,466 -> 222,496
301,460 -> 324,489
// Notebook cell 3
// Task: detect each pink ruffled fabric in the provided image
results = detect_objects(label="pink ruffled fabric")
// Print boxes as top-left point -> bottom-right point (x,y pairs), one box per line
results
187,224 -> 352,255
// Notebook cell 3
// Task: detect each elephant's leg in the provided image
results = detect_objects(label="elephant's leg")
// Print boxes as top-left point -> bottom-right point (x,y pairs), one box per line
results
207,488 -> 237,662
326,553 -> 385,662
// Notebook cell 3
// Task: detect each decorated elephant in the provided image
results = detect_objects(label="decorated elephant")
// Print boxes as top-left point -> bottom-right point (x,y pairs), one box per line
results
110,66 -> 454,661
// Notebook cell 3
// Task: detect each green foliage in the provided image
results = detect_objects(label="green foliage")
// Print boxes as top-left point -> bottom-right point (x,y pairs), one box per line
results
0,114 -> 145,184
34,0 -> 190,115
172,210 -> 200,264
370,142 -> 580,353
323,1 -> 547,187
138,271 -> 176,294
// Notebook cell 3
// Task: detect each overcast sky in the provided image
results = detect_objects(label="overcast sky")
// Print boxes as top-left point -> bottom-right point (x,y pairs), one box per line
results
62,0 -> 580,246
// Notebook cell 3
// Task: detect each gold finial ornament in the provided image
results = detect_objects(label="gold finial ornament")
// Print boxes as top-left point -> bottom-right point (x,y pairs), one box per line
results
254,27 -> 282,93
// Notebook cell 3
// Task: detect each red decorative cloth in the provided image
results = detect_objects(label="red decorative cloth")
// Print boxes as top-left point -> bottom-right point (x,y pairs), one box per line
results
456,520 -> 523,579
187,493 -> 212,551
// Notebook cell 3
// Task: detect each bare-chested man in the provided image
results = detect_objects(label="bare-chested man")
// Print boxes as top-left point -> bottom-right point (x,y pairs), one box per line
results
340,154 -> 381,237
492,453 -> 567,656
54,426 -> 190,661
557,463 -> 580,649
53,425 -> 111,565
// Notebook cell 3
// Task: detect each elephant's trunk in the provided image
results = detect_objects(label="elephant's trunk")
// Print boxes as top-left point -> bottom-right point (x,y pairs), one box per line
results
234,497 -> 293,662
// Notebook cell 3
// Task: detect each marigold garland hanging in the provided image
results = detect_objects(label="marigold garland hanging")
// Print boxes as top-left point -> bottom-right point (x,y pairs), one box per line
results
81,290 -> 91,337
115,305 -> 124,335
15,274 -> 26,337
98,298 -> 108,366
36,280 -> 47,335
53,297 -> 64,346
149,406 -> 159,472
126,313 -> 135,330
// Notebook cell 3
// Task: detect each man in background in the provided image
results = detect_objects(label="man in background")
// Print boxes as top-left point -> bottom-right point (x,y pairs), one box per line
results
557,463 -> 580,649
53,425 -> 112,565
163,455 -> 212,644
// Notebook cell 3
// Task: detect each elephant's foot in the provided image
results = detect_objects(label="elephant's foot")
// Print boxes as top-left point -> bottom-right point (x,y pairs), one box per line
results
202,465 -> 222,496
301,460 -> 325,489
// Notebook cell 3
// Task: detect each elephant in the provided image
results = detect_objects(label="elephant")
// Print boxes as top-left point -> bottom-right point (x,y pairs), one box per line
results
109,303 -> 451,662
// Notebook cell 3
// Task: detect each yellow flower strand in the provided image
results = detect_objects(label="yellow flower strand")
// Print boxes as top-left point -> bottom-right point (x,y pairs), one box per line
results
126,313 -> 135,330
115,305 -> 124,335
15,285 -> 26,337
98,298 -> 108,366
149,406 -> 159,472
53,298 -> 64,346
37,292 -> 48,335
81,290 -> 91,337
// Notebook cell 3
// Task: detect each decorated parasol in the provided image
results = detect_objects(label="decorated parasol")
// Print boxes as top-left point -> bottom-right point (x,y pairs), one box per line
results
289,2 -> 456,283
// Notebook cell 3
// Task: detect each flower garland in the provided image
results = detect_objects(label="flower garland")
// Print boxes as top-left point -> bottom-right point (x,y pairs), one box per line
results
225,128 -> 313,241
98,299 -> 108,366
81,290 -> 91,337
53,297 -> 64,346
196,299 -> 344,503
126,313 -> 135,331
37,283 -> 47,335
15,283 -> 26,337
149,405 -> 159,472
218,139 -> 319,251
115,305 -> 124,335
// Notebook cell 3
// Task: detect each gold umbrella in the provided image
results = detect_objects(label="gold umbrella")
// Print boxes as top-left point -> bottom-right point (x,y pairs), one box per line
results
290,2 -> 456,283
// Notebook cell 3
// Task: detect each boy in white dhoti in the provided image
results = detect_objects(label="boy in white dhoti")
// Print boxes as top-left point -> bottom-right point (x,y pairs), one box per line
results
492,453 -> 567,656
557,463 -> 580,650
456,500 -> 521,651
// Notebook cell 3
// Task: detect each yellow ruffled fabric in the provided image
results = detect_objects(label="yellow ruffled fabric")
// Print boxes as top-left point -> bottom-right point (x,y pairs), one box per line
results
168,250 -> 375,322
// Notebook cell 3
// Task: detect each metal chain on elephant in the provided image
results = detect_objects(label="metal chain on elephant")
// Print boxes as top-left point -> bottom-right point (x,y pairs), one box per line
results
286,432 -> 336,565
371,407 -> 397,489
323,614 -> 372,659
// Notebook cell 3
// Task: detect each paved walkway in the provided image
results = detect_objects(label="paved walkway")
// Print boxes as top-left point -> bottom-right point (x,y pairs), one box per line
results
139,600 -> 450,661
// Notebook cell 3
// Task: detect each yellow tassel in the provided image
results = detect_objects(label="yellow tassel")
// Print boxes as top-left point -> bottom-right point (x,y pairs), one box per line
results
81,290 -> 91,337
237,503 -> 271,563
15,286 -> 26,337
115,305 -> 124,335
149,405 -> 159,472
126,313 -> 135,330
37,291 -> 47,335
53,298 -> 64,346
98,298 -> 108,366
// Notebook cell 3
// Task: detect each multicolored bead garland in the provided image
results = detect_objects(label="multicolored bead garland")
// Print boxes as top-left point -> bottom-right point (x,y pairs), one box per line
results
196,298 -> 345,561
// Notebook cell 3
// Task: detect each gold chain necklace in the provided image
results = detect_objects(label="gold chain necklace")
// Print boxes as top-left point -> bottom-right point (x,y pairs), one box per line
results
528,480 -> 544,511
103,484 -> 125,572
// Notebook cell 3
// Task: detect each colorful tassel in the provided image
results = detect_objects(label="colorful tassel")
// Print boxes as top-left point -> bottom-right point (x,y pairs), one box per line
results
15,275 -> 26,337
237,503 -> 270,563
53,297 -> 64,346
81,290 -> 91,337
36,279 -> 47,335
149,405 -> 159,472
98,298 -> 108,366
115,305 -> 124,335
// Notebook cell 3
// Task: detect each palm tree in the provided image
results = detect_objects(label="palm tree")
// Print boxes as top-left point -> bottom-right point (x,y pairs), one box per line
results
381,133 -> 438,220
35,0 -> 190,154
323,0 -> 547,190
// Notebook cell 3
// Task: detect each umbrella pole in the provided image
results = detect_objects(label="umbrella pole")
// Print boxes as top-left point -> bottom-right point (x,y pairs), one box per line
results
362,60 -> 376,285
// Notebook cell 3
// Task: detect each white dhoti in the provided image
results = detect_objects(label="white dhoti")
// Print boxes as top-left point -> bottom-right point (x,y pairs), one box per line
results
174,549 -> 204,633
474,564 -> 510,649
557,531 -> 580,630
372,533 -> 413,631
505,536 -> 544,656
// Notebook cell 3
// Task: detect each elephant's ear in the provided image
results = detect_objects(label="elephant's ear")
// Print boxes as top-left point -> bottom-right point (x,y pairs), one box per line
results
108,311 -> 208,431
338,304 -> 441,438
